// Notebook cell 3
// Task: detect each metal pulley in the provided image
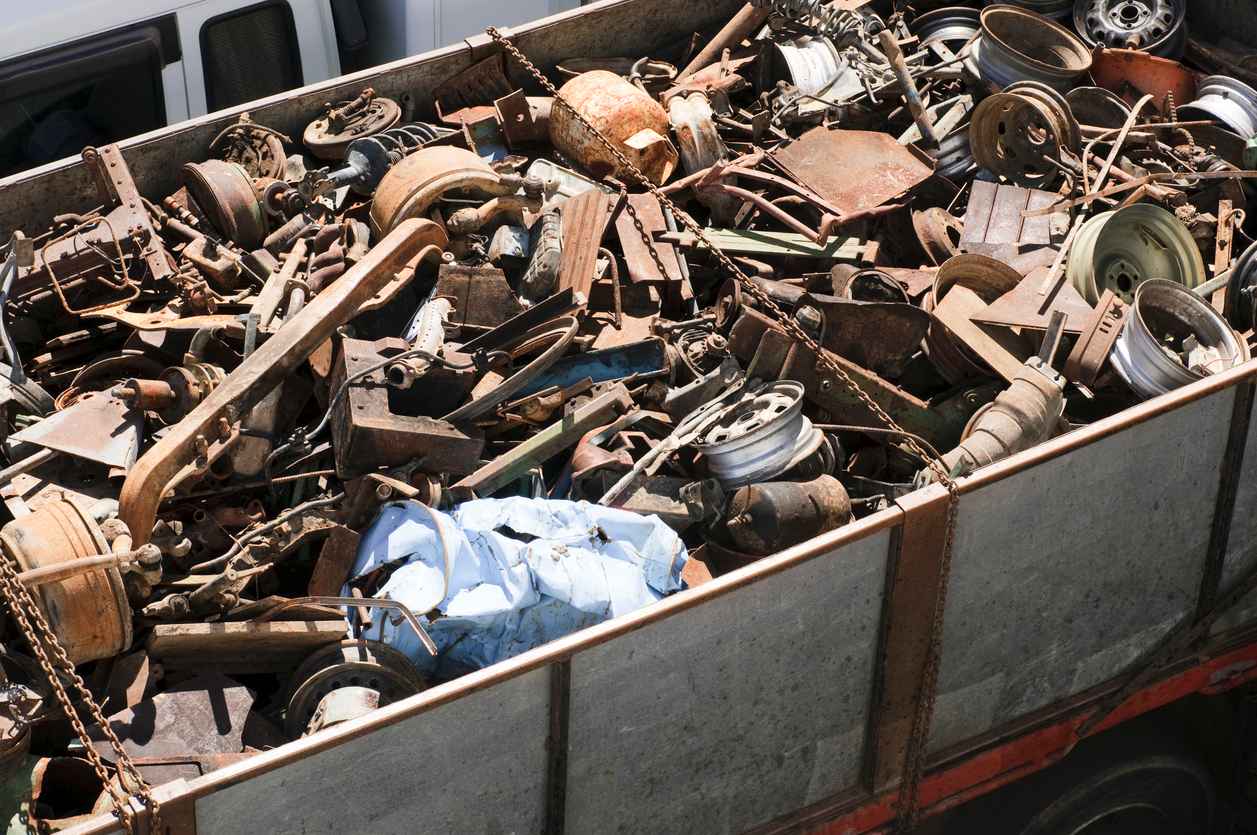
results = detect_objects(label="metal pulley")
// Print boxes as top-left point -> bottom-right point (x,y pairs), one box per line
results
304,88 -> 403,161
180,159 -> 267,249
284,640 -> 427,739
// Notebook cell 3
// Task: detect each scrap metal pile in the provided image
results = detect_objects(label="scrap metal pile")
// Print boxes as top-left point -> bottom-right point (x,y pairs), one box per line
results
3,0 -> 1257,825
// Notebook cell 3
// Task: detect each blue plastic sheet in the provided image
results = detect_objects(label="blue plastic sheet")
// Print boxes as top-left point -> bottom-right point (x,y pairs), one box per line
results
346,497 -> 689,676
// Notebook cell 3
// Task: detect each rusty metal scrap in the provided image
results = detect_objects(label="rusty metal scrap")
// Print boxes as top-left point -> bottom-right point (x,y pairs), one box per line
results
1,2 -> 1257,818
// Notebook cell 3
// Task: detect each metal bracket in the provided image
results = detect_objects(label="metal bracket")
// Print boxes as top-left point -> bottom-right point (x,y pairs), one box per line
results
868,484 -> 951,792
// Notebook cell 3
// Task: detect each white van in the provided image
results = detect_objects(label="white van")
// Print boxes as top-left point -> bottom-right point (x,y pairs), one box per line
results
0,0 -> 583,177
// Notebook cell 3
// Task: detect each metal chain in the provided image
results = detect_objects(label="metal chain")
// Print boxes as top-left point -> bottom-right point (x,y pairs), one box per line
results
0,554 -> 162,834
486,27 -> 960,830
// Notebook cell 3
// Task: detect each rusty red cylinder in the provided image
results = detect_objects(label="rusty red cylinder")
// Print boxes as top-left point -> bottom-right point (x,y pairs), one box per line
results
723,475 -> 853,557
550,71 -> 678,186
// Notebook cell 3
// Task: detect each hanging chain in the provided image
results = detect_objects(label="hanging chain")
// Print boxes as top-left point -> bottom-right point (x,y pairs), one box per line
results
486,27 -> 959,831
0,554 -> 162,834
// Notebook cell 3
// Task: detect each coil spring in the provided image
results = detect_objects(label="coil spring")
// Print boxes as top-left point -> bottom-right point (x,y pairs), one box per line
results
751,0 -> 868,42
356,122 -> 457,162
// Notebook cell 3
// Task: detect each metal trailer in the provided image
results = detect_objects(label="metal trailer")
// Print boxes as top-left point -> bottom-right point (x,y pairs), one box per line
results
0,0 -> 1243,832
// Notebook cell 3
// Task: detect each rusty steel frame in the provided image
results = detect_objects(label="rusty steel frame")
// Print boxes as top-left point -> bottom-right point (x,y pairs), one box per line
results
70,355 -> 1257,835
118,219 -> 448,546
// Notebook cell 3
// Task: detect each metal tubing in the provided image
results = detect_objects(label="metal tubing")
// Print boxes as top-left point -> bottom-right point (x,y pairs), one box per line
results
676,3 -> 770,82
118,219 -> 448,546
879,30 -> 940,147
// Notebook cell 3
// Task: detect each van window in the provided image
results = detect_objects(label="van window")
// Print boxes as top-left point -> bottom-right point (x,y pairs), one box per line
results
0,20 -> 175,179
201,2 -> 303,112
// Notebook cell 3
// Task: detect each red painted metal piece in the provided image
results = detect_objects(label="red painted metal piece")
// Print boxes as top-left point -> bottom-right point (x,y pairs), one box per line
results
758,638 -> 1257,835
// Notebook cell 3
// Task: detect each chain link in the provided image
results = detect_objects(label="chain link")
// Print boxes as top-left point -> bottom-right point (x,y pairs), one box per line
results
487,27 -> 960,831
0,551 -> 161,834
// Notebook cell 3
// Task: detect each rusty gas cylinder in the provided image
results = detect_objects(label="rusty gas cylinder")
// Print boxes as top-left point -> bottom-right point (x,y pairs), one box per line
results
550,71 -> 678,186
723,475 -> 853,557
1,501 -> 131,664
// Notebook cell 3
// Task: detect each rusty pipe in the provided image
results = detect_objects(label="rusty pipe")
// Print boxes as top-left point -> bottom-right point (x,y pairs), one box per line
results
879,30 -> 939,147
677,4 -> 771,82
119,219 -> 448,546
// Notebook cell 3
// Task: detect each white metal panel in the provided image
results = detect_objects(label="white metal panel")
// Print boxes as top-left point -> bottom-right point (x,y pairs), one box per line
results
176,0 -> 337,118
436,0 -> 583,45
0,0 -> 200,61
564,530 -> 892,835
194,668 -> 551,835
928,388 -> 1236,754
355,0 -> 437,67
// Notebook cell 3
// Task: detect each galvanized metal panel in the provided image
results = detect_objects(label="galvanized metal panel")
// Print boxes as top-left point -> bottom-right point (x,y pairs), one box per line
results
564,530 -> 892,835
928,389 -> 1235,753
195,668 -> 551,835
1214,387 -> 1257,635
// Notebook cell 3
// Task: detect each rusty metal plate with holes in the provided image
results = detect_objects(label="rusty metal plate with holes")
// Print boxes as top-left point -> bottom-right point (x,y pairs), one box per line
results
1063,289 -> 1129,387
961,180 -> 1063,257
770,128 -> 936,217
871,484 -> 952,791
559,189 -> 614,298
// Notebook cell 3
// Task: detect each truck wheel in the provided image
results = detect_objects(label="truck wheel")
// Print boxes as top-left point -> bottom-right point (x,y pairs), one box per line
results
1017,753 -> 1214,835
944,744 -> 1215,835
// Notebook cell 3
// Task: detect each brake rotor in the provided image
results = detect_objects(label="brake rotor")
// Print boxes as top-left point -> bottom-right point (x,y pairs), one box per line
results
304,89 -> 403,161
1067,204 -> 1205,304
284,639 -> 427,738
970,81 -> 1079,189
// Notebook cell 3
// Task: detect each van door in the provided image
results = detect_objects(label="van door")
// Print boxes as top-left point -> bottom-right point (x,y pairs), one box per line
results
435,0 -> 584,46
177,0 -> 340,117
0,16 -> 187,179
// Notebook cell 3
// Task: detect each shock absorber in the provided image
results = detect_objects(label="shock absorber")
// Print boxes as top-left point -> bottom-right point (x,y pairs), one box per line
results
301,122 -> 457,201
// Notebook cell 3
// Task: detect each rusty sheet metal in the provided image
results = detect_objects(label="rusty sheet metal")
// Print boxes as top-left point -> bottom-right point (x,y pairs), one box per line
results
769,128 -> 935,217
88,675 -> 275,787
331,336 -> 484,479
960,180 -> 1062,257
435,264 -> 524,330
615,193 -> 685,285
799,293 -> 931,379
558,189 -> 615,298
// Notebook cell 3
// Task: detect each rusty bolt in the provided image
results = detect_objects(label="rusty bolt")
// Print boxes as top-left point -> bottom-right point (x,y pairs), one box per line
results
795,305 -> 823,334
375,483 -> 393,500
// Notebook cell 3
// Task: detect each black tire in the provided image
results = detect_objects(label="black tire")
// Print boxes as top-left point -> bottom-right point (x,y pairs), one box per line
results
943,729 -> 1215,835
1018,753 -> 1214,835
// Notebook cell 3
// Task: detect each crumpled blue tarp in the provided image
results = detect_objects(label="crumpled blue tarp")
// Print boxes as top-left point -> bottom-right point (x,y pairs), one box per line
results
345,497 -> 688,676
